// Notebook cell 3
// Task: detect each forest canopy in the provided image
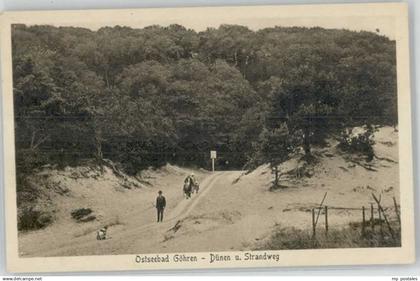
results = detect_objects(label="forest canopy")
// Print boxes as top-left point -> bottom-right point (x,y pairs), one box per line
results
12,24 -> 397,175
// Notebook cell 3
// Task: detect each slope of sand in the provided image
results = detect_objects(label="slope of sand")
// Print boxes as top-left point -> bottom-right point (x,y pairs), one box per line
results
18,164 -> 209,256
18,126 -> 399,256
151,127 -> 400,253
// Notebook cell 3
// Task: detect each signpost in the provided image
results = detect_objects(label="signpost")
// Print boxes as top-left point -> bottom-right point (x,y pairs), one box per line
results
210,150 -> 217,172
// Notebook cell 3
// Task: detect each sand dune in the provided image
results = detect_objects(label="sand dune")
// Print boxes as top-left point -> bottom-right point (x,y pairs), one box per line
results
18,126 -> 399,256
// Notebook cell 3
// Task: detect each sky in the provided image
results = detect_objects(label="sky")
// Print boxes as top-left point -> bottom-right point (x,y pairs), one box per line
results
7,5 -> 396,39
82,15 -> 395,39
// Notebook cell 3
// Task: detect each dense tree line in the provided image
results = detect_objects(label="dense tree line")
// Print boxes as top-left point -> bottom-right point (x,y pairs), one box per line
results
12,24 -> 397,176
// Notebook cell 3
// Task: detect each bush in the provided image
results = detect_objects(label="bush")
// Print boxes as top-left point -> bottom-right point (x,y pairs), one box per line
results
16,178 -> 55,231
18,207 -> 54,230
338,125 -> 376,161
71,208 -> 93,221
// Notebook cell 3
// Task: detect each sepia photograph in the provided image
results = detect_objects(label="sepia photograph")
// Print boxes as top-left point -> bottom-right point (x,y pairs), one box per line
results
0,3 -> 415,272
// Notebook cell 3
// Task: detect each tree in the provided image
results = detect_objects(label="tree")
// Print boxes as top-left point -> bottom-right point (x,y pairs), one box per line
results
253,123 -> 292,187
11,24 -> 398,176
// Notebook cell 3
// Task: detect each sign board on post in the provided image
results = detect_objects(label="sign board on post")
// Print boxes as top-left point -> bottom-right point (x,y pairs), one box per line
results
210,150 -> 217,159
210,150 -> 216,172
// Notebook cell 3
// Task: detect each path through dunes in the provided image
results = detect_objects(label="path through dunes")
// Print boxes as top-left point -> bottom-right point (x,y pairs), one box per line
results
20,171 -> 240,257
18,127 -> 400,257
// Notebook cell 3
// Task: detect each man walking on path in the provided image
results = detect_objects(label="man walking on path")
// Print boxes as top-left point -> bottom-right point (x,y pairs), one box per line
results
156,190 -> 166,222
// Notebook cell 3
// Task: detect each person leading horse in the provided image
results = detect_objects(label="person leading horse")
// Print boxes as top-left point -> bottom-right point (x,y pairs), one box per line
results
183,173 -> 199,199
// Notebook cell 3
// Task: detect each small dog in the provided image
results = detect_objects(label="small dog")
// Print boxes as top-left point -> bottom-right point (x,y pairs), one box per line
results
96,226 -> 108,240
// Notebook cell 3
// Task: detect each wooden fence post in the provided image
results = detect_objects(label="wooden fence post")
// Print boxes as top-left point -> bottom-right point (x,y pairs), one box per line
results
325,205 -> 328,236
372,193 -> 396,241
312,208 -> 316,239
370,203 -> 374,232
315,192 -> 328,226
378,205 -> 383,239
362,206 -> 366,237
393,196 -> 401,231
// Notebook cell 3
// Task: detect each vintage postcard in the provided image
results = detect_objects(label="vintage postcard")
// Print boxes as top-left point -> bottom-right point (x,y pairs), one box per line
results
0,2 -> 415,272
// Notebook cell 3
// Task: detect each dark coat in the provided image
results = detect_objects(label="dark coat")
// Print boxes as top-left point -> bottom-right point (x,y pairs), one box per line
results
184,176 -> 196,186
156,195 -> 166,209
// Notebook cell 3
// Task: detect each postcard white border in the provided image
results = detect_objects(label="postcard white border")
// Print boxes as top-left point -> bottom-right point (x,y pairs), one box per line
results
0,3 -> 415,273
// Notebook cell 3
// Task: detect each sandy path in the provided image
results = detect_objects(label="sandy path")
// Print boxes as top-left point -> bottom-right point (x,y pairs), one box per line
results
20,161 -> 399,257
18,127 -> 399,257
27,171 -> 226,257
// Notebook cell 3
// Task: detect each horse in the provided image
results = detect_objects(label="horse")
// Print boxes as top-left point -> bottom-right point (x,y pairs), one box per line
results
192,182 -> 199,194
183,181 -> 192,199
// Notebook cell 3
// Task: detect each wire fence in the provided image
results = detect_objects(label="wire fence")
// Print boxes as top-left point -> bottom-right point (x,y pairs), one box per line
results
310,193 -> 401,243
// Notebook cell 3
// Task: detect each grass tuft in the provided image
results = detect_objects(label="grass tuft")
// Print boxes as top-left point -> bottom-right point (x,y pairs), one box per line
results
258,221 -> 401,250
